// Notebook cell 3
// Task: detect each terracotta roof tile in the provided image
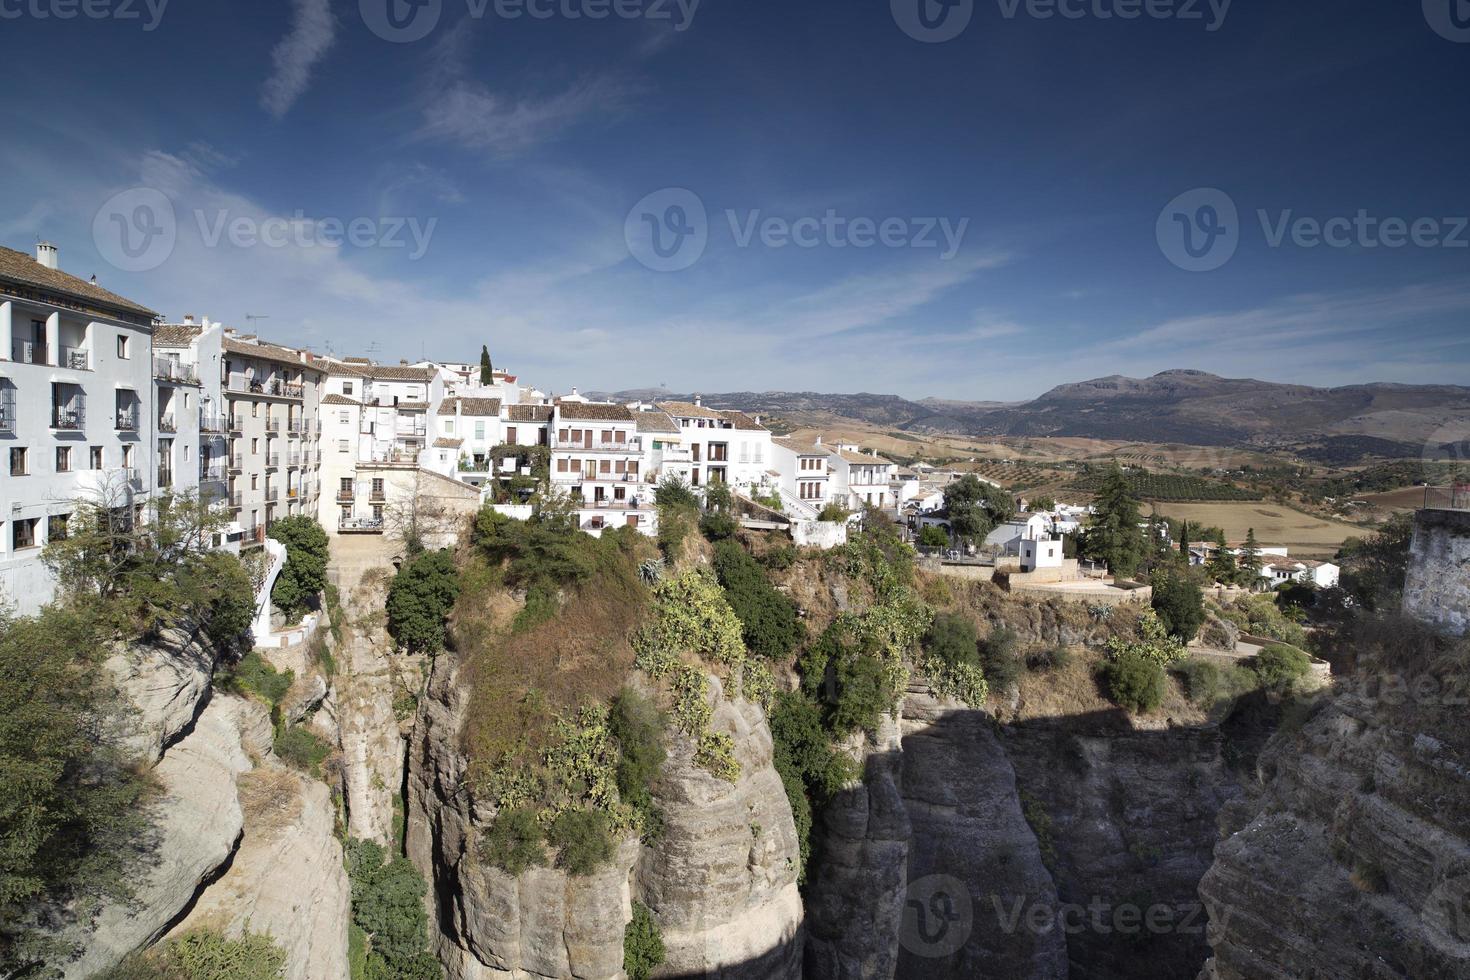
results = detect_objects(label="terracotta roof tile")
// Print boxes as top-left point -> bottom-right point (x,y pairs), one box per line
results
223,336 -> 324,372
507,404 -> 553,422
717,410 -> 767,431
556,402 -> 634,422
656,400 -> 722,420
0,245 -> 156,319
774,436 -> 827,455
434,437 -> 463,449
635,411 -> 680,434
321,393 -> 361,406
438,397 -> 501,417
152,324 -> 202,347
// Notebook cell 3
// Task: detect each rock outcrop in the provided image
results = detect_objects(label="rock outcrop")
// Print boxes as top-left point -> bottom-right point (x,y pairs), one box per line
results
167,764 -> 352,980
104,626 -> 214,765
61,694 -> 250,978
408,659 -> 804,979
1198,678 -> 1470,978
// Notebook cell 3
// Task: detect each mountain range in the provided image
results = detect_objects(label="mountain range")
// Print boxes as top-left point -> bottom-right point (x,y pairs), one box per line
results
594,370 -> 1470,461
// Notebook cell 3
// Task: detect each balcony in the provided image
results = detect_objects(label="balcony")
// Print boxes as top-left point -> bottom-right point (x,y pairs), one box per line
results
228,455 -> 243,471
228,376 -> 303,400
9,339 -> 45,364
241,525 -> 266,548
115,410 -> 139,432
157,415 -> 177,433
1422,486 -> 1470,512
265,418 -> 281,433
369,486 -> 387,503
557,437 -> 644,453
264,487 -> 280,503
364,450 -> 418,467
51,403 -> 85,431
200,413 -> 227,434
286,487 -> 299,500
152,357 -> 197,384
157,467 -> 173,487
61,346 -> 90,371
339,516 -> 385,534
0,401 -> 13,434
199,463 -> 226,483
337,490 -> 355,502
288,453 -> 302,468
265,454 -> 280,469
228,416 -> 243,434
229,491 -> 243,508
287,419 -> 305,436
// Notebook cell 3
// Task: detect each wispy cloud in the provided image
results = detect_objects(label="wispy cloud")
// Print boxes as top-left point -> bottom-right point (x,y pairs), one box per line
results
418,76 -> 635,157
260,0 -> 337,119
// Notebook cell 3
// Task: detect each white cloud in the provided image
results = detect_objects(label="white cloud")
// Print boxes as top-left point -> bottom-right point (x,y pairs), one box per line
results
417,76 -> 634,158
260,0 -> 337,119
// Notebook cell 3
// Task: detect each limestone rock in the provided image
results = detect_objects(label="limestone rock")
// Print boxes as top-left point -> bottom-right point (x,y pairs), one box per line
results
167,765 -> 352,980
104,626 -> 215,765
61,696 -> 250,978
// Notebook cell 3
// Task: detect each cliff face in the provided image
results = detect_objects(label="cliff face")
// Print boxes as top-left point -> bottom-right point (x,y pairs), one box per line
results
1198,668 -> 1470,979
406,659 -> 803,979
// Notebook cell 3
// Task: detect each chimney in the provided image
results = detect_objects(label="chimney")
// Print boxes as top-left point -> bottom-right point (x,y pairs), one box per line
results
694,394 -> 702,407
183,314 -> 195,325
814,435 -> 822,445
35,242 -> 58,270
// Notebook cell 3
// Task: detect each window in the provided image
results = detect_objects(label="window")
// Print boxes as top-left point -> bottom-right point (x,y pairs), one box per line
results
558,428 -> 569,442
343,382 -> 354,396
251,438 -> 259,454
13,518 -> 38,550
10,447 -> 27,477
116,335 -> 130,358
253,402 -> 260,418
55,446 -> 71,472
477,421 -> 488,441
557,458 -> 568,472
121,445 -> 133,468
339,411 -> 349,423
251,474 -> 259,490
338,439 -> 349,452
445,420 -> 455,434
600,459 -> 611,474
47,514 -> 68,542
90,446 -> 103,469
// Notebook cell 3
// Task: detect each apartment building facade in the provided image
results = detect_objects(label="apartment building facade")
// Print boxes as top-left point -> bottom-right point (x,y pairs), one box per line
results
655,399 -> 773,490
551,402 -> 656,534
827,445 -> 898,511
771,436 -> 833,517
222,335 -> 325,543
0,244 -> 159,613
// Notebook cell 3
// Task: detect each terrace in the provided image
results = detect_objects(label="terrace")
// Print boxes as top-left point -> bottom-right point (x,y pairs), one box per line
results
1423,485 -> 1470,512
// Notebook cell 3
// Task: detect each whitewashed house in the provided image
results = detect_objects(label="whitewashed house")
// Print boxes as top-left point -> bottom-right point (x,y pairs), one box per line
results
770,436 -> 832,518
551,401 -> 656,536
826,444 -> 897,511
0,243 -> 159,613
983,512 -> 1053,554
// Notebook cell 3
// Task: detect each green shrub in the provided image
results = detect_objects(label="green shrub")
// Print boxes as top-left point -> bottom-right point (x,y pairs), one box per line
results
1252,644 -> 1312,691
656,504 -> 694,558
1100,652 -> 1166,714
712,540 -> 804,661
267,516 -> 329,620
0,606 -> 152,971
607,689 -> 666,838
274,725 -> 332,776
1151,571 -> 1206,642
979,626 -> 1022,693
817,503 -> 851,523
482,808 -> 547,875
623,901 -> 666,980
1026,647 -> 1073,673
918,525 -> 950,548
344,838 -> 439,979
654,477 -> 699,510
385,549 -> 460,653
924,613 -> 980,670
830,653 -> 896,735
222,650 -> 294,707
547,808 -> 615,876
98,928 -> 287,979
769,690 -> 853,880
1106,610 -> 1188,667
760,545 -> 796,570
699,511 -> 738,542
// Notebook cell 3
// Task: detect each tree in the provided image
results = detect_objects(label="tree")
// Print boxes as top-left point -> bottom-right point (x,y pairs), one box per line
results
1,606 -> 154,972
1151,570 -> 1206,642
942,475 -> 1015,544
480,344 -> 493,385
385,550 -> 460,653
1100,652 -> 1166,714
1177,519 -> 1192,557
1338,513 -> 1413,612
267,516 -> 328,619
624,901 -> 666,980
1028,495 -> 1056,512
918,525 -> 950,548
1078,465 -> 1147,579
1238,528 -> 1263,588
344,838 -> 440,979
1252,644 -> 1312,691
547,808 -> 614,875
482,808 -> 547,875
1207,546 -> 1238,586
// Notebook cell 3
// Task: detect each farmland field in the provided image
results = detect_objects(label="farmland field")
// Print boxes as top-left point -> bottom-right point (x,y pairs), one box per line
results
1153,502 -> 1368,558
1065,472 -> 1262,502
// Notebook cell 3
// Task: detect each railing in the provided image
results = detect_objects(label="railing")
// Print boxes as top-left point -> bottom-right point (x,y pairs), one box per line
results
152,357 -> 196,383
157,468 -> 173,487
228,415 -> 243,433
62,346 -> 90,370
51,404 -> 85,430
558,437 -> 644,453
228,376 -> 302,398
116,410 -> 138,432
264,488 -> 279,502
288,453 -> 301,468
366,450 -> 418,466
337,490 -> 355,502
265,454 -> 280,469
339,516 -> 385,534
200,413 -> 227,433
157,415 -> 177,433
287,419 -> 305,435
229,492 -> 243,508
0,406 -> 13,434
369,486 -> 386,502
228,455 -> 243,471
242,525 -> 266,547
1423,485 -> 1470,512
9,340 -> 44,364
287,487 -> 299,500
199,464 -> 226,483
265,418 -> 281,432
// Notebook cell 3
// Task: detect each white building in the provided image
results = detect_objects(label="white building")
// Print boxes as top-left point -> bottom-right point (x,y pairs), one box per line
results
0,243 -> 160,613
1262,558 -> 1340,589
983,512 -> 1053,554
826,444 -> 897,511
654,399 -> 772,491
429,396 -> 503,483
770,436 -> 832,518
551,401 -> 656,536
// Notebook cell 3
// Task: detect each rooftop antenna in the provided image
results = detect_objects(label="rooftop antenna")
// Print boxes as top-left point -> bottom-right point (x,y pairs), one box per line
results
245,313 -> 270,327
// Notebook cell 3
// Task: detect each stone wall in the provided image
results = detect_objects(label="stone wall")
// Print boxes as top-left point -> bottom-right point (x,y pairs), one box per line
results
1402,507 -> 1470,636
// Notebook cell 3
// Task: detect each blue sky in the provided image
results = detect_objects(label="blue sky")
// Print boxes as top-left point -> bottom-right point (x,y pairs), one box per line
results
1,0 -> 1467,400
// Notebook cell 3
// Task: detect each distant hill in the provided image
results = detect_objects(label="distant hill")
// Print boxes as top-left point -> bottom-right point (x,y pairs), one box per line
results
592,370 -> 1470,457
